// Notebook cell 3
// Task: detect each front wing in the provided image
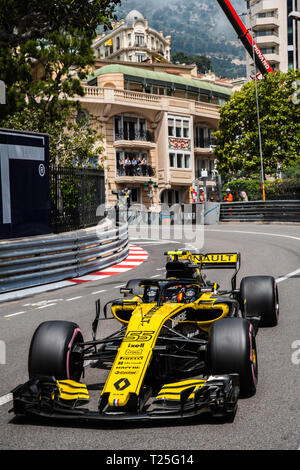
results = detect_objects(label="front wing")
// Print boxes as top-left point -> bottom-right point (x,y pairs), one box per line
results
10,374 -> 239,423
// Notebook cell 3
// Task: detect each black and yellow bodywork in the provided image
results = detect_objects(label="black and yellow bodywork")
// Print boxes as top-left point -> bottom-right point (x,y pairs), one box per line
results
11,252 -> 248,424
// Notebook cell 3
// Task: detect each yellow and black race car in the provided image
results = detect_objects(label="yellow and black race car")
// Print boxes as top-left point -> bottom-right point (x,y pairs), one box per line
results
11,251 -> 279,424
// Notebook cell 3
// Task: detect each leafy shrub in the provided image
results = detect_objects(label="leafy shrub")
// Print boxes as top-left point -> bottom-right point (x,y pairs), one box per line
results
222,178 -> 300,201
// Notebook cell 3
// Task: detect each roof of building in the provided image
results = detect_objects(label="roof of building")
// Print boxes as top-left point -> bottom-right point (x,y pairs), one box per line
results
125,10 -> 145,25
85,64 -> 233,97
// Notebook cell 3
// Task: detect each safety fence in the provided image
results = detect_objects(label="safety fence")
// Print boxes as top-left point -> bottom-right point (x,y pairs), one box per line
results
0,223 -> 129,293
220,200 -> 300,223
50,165 -> 105,233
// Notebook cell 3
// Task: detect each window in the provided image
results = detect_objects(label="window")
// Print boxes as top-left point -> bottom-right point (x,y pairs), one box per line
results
168,116 -> 190,139
194,127 -> 205,147
130,188 -> 140,204
169,152 -> 191,169
176,120 -> 182,137
139,118 -> 146,136
183,120 -> 189,138
257,11 -> 277,18
169,153 -> 175,168
260,47 -> 276,54
168,118 -> 174,136
135,33 -> 144,46
136,53 -> 146,62
185,154 -> 191,169
255,29 -> 278,37
194,126 -> 215,148
114,114 -> 149,141
161,189 -> 180,205
177,153 -> 183,168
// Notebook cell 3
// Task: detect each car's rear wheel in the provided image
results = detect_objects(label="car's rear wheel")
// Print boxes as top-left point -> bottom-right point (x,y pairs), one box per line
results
240,275 -> 279,327
207,317 -> 257,397
28,320 -> 84,381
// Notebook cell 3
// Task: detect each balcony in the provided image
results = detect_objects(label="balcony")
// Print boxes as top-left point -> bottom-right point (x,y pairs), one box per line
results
116,162 -> 156,181
194,137 -> 216,150
254,29 -> 280,47
82,87 -> 221,111
115,129 -> 155,142
253,16 -> 279,28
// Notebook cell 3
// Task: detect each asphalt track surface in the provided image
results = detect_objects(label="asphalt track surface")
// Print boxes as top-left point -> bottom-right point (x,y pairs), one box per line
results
0,223 -> 299,451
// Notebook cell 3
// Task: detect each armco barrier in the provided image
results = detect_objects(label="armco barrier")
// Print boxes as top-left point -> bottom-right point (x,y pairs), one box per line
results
220,200 -> 300,223
0,222 -> 129,293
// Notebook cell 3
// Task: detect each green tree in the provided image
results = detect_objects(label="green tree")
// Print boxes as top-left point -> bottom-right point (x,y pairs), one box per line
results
1,108 -> 105,168
171,51 -> 211,74
0,0 -> 120,165
214,70 -> 300,179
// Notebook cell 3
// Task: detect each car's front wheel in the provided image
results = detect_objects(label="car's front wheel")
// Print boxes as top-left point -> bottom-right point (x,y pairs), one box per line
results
207,317 -> 257,397
28,320 -> 84,381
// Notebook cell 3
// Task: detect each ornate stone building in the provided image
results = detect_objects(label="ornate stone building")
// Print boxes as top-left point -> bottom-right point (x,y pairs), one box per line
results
93,10 -> 171,64
78,61 -> 232,209
76,10 -> 234,209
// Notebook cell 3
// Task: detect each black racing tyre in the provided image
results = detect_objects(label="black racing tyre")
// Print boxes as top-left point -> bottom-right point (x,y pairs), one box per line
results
207,318 -> 257,397
28,320 -> 84,381
240,276 -> 279,327
125,279 -> 144,296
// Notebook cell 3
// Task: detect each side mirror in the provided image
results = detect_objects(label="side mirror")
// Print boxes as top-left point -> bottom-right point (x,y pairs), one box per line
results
120,287 -> 133,296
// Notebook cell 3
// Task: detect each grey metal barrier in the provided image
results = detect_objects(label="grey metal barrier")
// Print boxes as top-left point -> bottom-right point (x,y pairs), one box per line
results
220,200 -> 300,223
0,222 -> 129,293
127,203 -> 220,226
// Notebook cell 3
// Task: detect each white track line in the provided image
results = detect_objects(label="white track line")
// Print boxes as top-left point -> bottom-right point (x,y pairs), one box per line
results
206,228 -> 300,285
91,289 -> 107,295
205,228 -> 300,242
4,311 -> 26,318
276,268 -> 300,283
65,296 -> 82,302
0,393 -> 13,406
37,303 -> 57,309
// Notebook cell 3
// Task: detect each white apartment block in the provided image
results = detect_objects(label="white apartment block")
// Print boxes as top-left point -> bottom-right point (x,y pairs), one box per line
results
245,0 -> 300,76
93,10 -> 171,64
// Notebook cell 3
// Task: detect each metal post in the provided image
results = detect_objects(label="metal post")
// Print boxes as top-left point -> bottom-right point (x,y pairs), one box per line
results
248,1 -> 265,201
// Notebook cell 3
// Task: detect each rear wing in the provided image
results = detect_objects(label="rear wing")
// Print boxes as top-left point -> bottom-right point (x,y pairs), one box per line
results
194,252 -> 240,270
164,250 -> 241,290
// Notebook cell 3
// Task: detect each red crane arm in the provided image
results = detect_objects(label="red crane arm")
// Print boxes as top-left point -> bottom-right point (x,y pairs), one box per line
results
216,0 -> 274,75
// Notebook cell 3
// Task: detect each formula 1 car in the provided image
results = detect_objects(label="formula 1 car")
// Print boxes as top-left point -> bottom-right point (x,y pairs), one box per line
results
11,250 -> 279,424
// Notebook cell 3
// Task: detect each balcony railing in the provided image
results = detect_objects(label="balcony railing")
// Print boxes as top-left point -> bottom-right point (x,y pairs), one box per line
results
81,87 -> 222,118
116,163 -> 155,178
115,129 -> 155,142
194,137 -> 216,148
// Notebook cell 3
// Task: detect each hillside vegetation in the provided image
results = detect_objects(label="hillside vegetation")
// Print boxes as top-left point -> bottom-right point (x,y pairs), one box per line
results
115,0 -> 247,78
